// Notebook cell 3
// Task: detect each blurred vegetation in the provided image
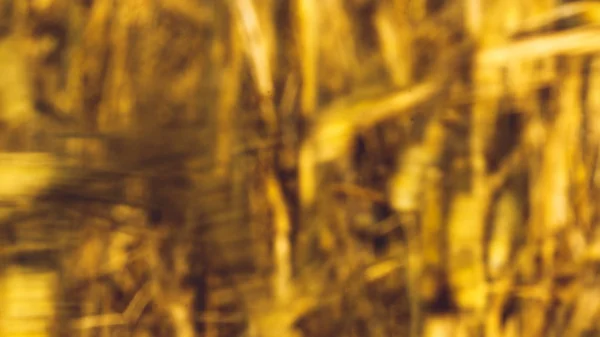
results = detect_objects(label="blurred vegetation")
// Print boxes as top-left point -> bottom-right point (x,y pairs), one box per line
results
1,0 -> 600,337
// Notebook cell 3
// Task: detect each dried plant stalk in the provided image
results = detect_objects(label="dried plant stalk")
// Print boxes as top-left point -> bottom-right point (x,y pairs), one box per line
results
374,1 -> 412,87
447,193 -> 487,311
265,171 -> 292,303
487,189 -> 521,279
216,16 -> 243,176
293,0 -> 318,117
230,0 -> 277,132
479,28 -> 600,66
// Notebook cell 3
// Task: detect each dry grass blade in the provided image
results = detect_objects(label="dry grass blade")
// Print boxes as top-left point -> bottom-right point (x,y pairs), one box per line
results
230,0 -> 277,131
478,28 -> 600,66
511,1 -> 600,35
374,1 -> 412,87
293,0 -> 318,117
447,194 -> 487,311
71,314 -> 125,330
487,189 -> 521,279
265,171 -> 292,303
